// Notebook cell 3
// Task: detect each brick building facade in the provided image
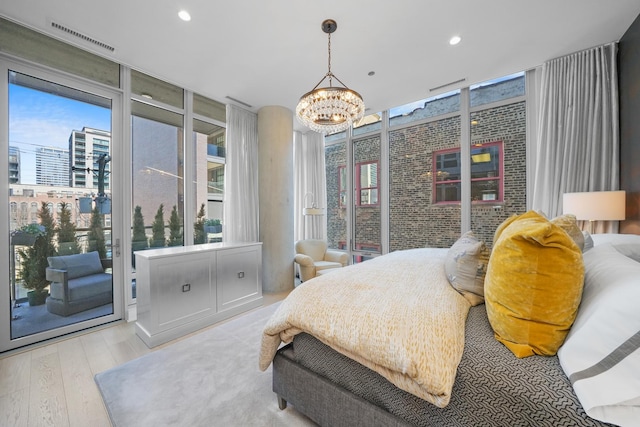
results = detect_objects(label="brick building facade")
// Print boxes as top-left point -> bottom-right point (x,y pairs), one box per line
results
325,75 -> 527,254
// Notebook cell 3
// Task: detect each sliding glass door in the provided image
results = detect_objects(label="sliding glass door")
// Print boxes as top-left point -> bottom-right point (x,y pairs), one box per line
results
1,62 -> 123,352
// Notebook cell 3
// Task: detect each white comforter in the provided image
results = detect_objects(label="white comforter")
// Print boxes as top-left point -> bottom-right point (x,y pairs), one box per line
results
259,248 -> 471,408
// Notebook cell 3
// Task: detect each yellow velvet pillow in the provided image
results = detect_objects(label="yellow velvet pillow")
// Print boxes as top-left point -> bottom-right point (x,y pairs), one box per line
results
485,210 -> 585,358
492,210 -> 542,244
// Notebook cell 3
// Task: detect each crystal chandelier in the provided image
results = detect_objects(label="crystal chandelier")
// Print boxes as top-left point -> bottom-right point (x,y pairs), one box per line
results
296,19 -> 365,135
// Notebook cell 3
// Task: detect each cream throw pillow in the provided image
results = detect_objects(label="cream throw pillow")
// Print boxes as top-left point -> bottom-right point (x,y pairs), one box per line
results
551,213 -> 585,251
445,231 -> 489,306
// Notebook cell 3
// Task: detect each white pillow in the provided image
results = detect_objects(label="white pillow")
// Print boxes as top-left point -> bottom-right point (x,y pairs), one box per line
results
558,243 -> 640,426
590,233 -> 640,246
590,233 -> 640,261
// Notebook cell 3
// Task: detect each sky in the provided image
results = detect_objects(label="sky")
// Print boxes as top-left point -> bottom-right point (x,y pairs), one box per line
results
388,72 -> 525,118
9,83 -> 111,184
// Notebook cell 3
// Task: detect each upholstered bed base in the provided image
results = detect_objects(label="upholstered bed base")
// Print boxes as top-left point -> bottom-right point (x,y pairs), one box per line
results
273,345 -> 410,427
272,305 -> 613,427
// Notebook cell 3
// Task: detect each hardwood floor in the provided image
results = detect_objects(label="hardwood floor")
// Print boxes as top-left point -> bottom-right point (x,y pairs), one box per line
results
0,292 -> 288,427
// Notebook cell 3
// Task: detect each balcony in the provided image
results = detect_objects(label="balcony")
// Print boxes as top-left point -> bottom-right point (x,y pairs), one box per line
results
207,145 -> 225,157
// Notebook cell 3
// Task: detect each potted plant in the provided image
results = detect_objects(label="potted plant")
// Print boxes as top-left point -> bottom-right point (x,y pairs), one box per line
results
11,223 -> 45,246
131,205 -> 148,268
204,218 -> 222,234
150,204 -> 166,248
87,205 -> 107,259
17,203 -> 56,306
167,205 -> 183,247
56,201 -> 81,255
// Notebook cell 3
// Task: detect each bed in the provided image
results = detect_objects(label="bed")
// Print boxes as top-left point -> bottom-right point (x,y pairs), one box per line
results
260,213 -> 640,427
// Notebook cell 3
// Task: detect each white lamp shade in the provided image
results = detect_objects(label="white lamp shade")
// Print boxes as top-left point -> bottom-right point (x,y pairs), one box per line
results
303,207 -> 325,216
562,191 -> 626,221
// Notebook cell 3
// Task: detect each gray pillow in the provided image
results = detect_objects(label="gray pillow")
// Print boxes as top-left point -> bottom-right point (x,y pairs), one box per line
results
582,231 -> 594,252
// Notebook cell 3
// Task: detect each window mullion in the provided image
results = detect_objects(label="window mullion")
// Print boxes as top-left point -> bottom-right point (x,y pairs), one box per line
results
460,88 -> 471,233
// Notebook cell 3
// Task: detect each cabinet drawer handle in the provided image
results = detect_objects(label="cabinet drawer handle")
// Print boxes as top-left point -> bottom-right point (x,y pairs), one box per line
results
182,283 -> 191,292
237,271 -> 244,279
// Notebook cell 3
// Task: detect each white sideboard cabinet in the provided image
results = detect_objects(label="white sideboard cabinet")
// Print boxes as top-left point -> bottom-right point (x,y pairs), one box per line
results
135,242 -> 262,347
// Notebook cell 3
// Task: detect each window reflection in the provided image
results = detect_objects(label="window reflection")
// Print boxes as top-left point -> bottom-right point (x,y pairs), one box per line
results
131,101 -> 184,254
193,117 -> 225,245
470,72 -> 525,108
389,90 -> 460,125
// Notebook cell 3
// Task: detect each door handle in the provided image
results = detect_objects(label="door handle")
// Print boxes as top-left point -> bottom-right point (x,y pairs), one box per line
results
113,238 -> 121,257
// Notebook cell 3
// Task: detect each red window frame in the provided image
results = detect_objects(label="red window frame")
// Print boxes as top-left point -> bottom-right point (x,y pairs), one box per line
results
338,165 -> 347,208
338,161 -> 380,208
432,141 -> 503,204
338,241 -> 380,263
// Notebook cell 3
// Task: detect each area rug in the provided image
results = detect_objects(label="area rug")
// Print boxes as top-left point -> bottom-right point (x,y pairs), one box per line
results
95,303 -> 315,427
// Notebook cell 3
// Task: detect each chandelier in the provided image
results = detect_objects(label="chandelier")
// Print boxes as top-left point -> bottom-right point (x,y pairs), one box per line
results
296,19 -> 365,135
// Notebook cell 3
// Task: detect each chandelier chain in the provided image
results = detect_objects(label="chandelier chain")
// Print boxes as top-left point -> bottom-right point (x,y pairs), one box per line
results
327,32 -> 333,85
296,19 -> 365,134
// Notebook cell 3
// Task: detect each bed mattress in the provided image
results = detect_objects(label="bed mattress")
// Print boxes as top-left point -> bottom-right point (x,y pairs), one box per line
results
283,304 -> 614,426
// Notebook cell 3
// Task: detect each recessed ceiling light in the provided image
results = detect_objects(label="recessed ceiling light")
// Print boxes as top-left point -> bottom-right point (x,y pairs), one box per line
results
449,35 -> 461,45
178,10 -> 191,21
368,71 -> 375,76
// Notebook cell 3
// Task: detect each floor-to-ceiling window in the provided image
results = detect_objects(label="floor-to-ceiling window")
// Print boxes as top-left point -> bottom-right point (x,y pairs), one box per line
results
389,106 -> 462,250
352,123 -> 382,263
325,133 -> 348,252
469,73 -> 526,246
193,93 -> 226,245
130,71 -> 185,302
326,73 -> 527,258
2,60 -> 123,352
0,18 -> 226,351
325,113 -> 384,264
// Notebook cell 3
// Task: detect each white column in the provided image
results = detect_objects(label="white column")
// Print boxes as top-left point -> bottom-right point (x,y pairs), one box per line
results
258,106 -> 294,293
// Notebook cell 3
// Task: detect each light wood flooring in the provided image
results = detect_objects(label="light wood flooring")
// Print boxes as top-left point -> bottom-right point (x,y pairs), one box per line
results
0,292 -> 288,427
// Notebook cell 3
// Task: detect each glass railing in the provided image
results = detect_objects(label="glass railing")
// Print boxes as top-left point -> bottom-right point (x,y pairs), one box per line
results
207,145 -> 225,157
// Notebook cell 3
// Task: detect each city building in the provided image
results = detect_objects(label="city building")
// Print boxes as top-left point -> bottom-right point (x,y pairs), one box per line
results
69,127 -> 111,191
35,146 -> 68,186
8,145 -> 19,184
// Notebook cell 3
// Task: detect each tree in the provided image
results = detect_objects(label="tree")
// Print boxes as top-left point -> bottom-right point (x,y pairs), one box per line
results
88,205 -> 107,259
194,203 -> 206,244
132,205 -> 147,246
39,201 -> 56,239
150,204 -> 166,248
56,201 -> 80,254
18,202 -> 56,304
168,205 -> 183,246
131,205 -> 147,267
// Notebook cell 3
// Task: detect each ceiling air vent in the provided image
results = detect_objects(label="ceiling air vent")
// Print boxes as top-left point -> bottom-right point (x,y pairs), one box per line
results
51,21 -> 115,52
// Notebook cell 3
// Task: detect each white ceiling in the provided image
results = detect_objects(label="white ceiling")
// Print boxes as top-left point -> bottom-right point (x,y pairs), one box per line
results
1,1 -> 639,128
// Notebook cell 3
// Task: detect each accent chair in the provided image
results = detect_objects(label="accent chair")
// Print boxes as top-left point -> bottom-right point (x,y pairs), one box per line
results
294,239 -> 349,282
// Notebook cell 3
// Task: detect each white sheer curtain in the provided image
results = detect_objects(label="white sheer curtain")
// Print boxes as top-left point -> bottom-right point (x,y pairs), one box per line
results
532,43 -> 620,233
223,104 -> 259,242
293,130 -> 327,241
293,131 -> 304,241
